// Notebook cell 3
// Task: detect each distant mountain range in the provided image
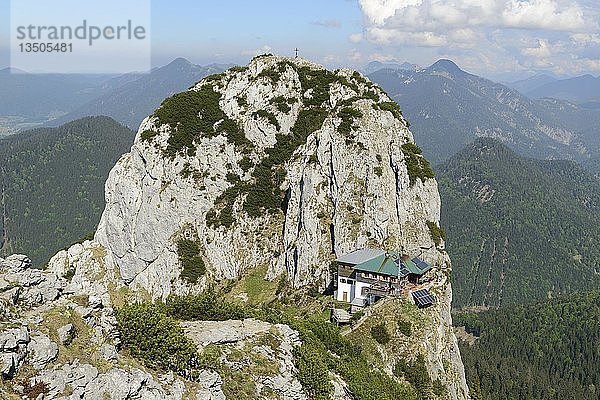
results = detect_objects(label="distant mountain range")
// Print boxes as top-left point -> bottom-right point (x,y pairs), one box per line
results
437,137 -> 600,308
523,74 -> 600,103
368,59 -> 600,165
49,58 -> 227,130
0,116 -> 135,265
504,73 -> 558,94
0,69 -> 114,134
0,59 -> 227,134
362,61 -> 420,75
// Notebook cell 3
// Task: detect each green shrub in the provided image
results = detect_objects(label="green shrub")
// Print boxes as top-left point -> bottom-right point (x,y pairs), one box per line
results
236,96 -> 247,107
140,129 -> 158,142
270,96 -> 292,113
229,66 -> 248,73
401,143 -> 435,186
117,294 -> 419,400
370,323 -> 391,345
397,319 -> 412,336
350,311 -> 364,324
374,166 -> 383,176
239,156 -> 254,172
373,101 -> 403,120
164,290 -> 249,321
257,68 -> 281,83
242,108 -> 328,217
426,221 -> 446,247
337,107 -> 363,136
364,90 -> 380,102
394,355 -> 434,400
176,239 -> 206,283
115,303 -> 200,379
293,338 -> 333,399
296,66 -> 338,107
402,142 -> 422,155
226,172 -> 240,184
204,73 -> 225,82
252,110 -> 281,130
153,86 -> 252,158
351,71 -> 373,88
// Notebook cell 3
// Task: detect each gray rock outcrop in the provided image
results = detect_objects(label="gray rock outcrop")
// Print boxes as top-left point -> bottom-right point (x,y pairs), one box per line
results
57,323 -> 75,345
0,325 -> 29,378
28,332 -> 58,369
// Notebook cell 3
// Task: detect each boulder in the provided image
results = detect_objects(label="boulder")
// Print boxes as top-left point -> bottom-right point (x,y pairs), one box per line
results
57,323 -> 75,345
28,333 -> 58,369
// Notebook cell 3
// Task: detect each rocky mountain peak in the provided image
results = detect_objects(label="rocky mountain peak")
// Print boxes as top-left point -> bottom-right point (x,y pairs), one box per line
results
0,55 -> 470,400
427,59 -> 466,77
94,53 -> 441,298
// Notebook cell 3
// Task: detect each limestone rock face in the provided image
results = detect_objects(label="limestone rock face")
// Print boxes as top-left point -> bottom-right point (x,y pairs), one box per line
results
95,55 -> 441,298
424,284 -> 471,400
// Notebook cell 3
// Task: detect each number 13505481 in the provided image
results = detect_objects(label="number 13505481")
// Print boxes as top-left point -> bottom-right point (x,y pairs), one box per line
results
18,42 -> 73,52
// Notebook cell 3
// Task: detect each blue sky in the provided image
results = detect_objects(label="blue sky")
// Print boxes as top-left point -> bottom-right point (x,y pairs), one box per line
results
1,0 -> 599,80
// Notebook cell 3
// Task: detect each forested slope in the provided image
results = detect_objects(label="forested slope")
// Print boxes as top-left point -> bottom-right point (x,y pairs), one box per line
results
0,116 -> 134,265
438,138 -> 600,308
454,291 -> 600,400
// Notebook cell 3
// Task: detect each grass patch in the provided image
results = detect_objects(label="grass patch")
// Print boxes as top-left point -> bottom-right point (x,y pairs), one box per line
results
227,266 -> 279,305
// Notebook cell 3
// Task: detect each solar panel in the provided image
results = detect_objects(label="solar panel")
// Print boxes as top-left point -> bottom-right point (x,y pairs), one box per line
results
412,289 -> 435,308
411,257 -> 431,271
398,264 -> 410,278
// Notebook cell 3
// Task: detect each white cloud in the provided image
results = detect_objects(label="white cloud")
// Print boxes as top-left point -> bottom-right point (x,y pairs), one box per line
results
359,0 -> 597,33
359,0 -> 422,25
501,0 -> 591,31
368,52 -> 402,62
367,27 -> 447,46
322,54 -> 342,64
349,49 -> 363,62
570,33 -> 600,44
521,39 -> 553,58
357,0 -> 600,75
349,33 -> 363,43
575,58 -> 600,71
